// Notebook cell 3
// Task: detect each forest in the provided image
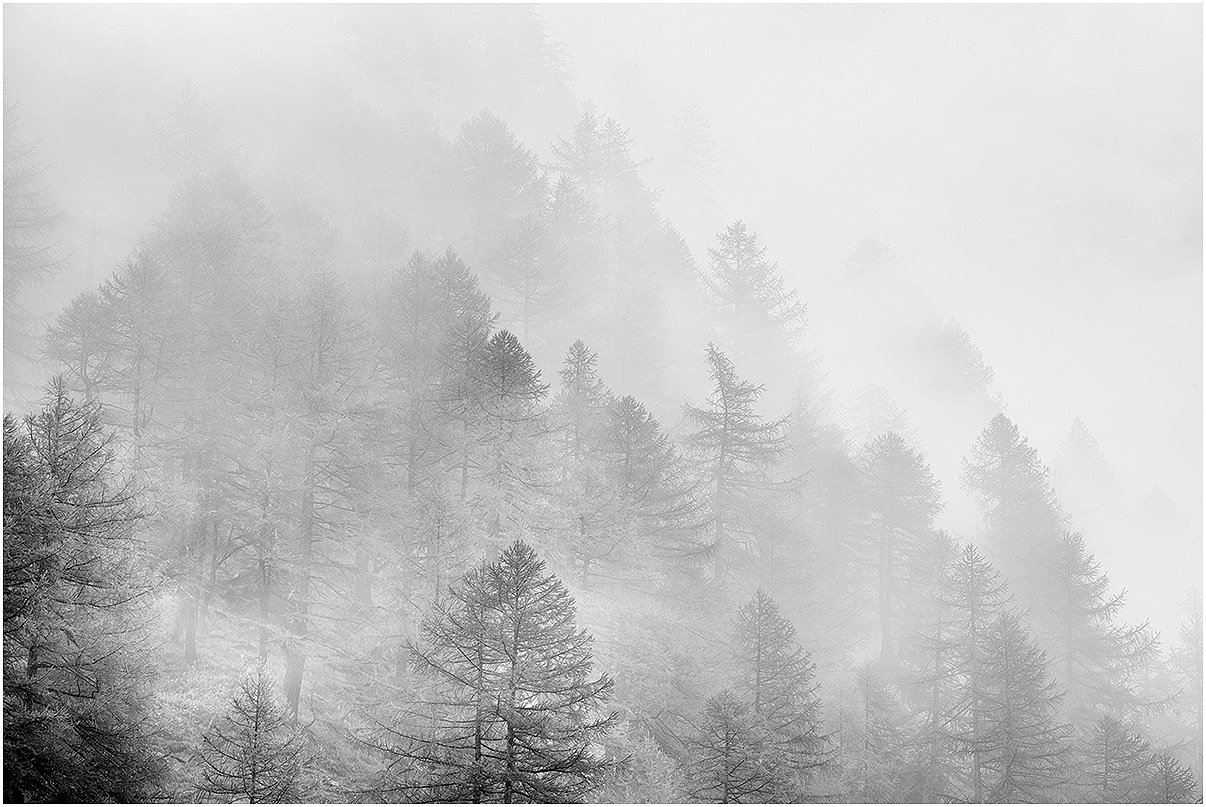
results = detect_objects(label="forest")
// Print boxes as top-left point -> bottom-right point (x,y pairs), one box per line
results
3,5 -> 1202,804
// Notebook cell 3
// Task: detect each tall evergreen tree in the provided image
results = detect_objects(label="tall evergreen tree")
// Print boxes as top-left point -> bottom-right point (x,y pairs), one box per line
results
686,690 -> 791,804
701,221 -> 806,353
731,590 -> 828,785
978,612 -> 1072,802
682,345 -> 791,581
371,541 -> 615,802
1042,531 -> 1158,728
196,666 -> 308,803
3,383 -> 164,802
1074,716 -> 1154,803
857,432 -> 942,659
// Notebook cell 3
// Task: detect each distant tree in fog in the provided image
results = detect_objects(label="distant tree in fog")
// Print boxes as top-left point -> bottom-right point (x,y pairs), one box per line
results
1073,716 -> 1154,803
4,99 -> 65,389
702,220 -> 806,351
857,431 -> 942,659
682,345 -> 790,581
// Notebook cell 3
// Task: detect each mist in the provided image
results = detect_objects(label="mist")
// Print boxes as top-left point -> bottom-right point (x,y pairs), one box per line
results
4,5 -> 1201,804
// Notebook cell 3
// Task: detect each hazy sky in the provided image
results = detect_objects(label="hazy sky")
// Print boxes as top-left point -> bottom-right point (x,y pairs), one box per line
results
5,3 -> 1201,633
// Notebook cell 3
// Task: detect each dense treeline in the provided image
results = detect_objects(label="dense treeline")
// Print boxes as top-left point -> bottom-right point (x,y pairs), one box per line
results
4,25 -> 1201,804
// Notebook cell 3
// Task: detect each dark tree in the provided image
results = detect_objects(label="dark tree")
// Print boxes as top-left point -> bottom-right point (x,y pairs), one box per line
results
3,382 -> 164,802
687,690 -> 791,804
196,666 -> 308,803
371,540 -> 615,803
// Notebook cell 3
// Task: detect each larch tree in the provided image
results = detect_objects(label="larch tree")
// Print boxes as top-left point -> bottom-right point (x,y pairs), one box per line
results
1143,752 -> 1199,804
4,99 -> 66,410
3,382 -> 164,802
471,330 -> 550,541
701,220 -> 806,356
1074,716 -> 1154,803
687,690 -> 791,804
977,611 -> 1072,802
731,590 -> 829,789
370,540 -> 616,802
960,414 -> 1064,616
196,666 -> 308,803
1041,531 -> 1158,728
907,544 -> 1013,803
682,344 -> 791,583
857,431 -> 943,660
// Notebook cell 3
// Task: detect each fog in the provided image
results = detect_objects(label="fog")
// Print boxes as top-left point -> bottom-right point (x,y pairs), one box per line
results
4,5 -> 1201,803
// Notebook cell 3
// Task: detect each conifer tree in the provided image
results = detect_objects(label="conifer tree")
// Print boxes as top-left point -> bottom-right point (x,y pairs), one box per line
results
3,383 -> 164,802
978,612 -> 1072,802
960,414 -> 1064,612
1042,531 -> 1158,728
1143,752 -> 1199,804
1074,716 -> 1154,803
732,591 -> 828,782
4,99 -> 66,408
701,220 -> 806,352
687,690 -> 791,804
472,331 -> 550,539
682,345 -> 791,581
857,432 -> 942,659
372,540 -> 615,802
907,544 -> 1013,803
196,666 -> 308,803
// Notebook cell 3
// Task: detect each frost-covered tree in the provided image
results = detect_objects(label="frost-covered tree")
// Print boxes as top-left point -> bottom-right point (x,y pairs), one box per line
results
371,540 -> 615,802
732,590 -> 828,783
196,666 -> 308,803
687,690 -> 791,803
3,383 -> 164,802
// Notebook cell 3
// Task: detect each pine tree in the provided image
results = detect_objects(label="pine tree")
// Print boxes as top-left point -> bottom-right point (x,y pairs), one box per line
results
857,432 -> 942,659
3,382 -> 164,802
196,666 -> 308,803
372,540 -> 616,802
682,345 -> 791,581
732,590 -> 828,785
686,690 -> 791,803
